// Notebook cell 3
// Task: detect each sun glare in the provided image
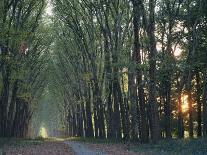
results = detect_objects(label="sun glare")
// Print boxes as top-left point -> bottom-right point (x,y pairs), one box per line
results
173,45 -> 182,57
181,95 -> 189,112
174,49 -> 182,57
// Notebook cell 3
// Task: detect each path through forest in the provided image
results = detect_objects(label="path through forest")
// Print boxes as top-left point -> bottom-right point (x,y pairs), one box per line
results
0,138 -> 138,155
2,138 -> 207,154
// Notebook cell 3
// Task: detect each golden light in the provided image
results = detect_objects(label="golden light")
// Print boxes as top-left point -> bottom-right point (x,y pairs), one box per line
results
39,126 -> 48,138
173,45 -> 182,57
181,94 -> 189,112
174,49 -> 182,57
122,68 -> 128,93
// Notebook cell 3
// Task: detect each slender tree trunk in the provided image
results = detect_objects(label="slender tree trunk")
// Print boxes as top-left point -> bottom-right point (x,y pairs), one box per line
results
188,91 -> 194,138
103,31 -> 114,139
196,72 -> 202,137
178,94 -> 184,138
118,82 -> 128,139
203,70 -> 207,136
7,80 -> 18,137
112,77 -> 121,139
164,83 -> 172,138
132,0 -> 149,143
72,106 -> 77,137
81,100 -> 87,137
98,100 -> 105,138
164,22 -> 173,138
93,95 -> 99,138
77,104 -> 83,137
0,62 -> 10,137
147,0 -> 161,143
128,69 -> 139,140
107,83 -> 114,138
85,86 -> 94,137
123,95 -> 130,140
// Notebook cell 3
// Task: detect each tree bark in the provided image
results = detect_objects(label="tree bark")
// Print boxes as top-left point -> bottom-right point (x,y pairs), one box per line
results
85,86 -> 94,137
132,0 -> 149,143
203,70 -> 207,136
147,0 -> 161,143
196,72 -> 202,137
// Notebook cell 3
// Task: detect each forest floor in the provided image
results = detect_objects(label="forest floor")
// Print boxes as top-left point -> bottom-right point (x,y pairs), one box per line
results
1,138 -> 207,155
0,138 -> 75,155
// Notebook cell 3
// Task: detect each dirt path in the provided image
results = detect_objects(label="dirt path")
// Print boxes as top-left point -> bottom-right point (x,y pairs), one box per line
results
3,141 -> 75,155
1,139 -> 138,155
65,141 -> 107,155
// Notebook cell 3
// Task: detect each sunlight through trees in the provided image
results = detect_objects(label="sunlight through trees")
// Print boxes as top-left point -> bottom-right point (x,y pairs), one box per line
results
39,126 -> 48,138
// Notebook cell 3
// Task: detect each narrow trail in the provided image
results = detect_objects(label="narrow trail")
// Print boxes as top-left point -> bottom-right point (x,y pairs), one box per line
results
65,141 -> 107,155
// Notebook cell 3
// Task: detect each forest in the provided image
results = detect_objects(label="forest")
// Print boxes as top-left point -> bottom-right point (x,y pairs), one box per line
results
0,0 -> 207,154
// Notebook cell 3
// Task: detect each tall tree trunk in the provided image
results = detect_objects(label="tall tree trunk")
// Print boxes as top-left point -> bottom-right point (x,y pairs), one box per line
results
0,60 -> 10,137
164,5 -> 174,138
7,80 -> 18,137
81,100 -> 87,137
187,90 -> 194,138
123,94 -> 130,140
103,30 -> 114,139
196,72 -> 202,137
147,0 -> 161,143
72,106 -> 77,137
164,83 -> 172,138
85,86 -> 94,137
128,67 -> 139,140
107,83 -> 114,138
178,94 -> 184,138
118,81 -> 128,140
77,104 -> 83,137
186,0 -> 198,138
112,77 -> 121,139
132,0 -> 149,143
203,70 -> 207,136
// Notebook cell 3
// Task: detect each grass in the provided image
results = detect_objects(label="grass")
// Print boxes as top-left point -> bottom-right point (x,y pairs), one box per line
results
129,138 -> 207,155
0,138 -> 45,149
65,137 -> 127,144
0,137 -> 48,154
0,136 -> 67,149
66,137 -> 207,154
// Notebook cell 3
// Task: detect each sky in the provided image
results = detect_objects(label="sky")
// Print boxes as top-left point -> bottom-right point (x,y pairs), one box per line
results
45,1 -> 53,16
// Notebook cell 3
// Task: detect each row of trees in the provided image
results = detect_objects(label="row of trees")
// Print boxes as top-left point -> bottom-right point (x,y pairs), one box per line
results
50,0 -> 207,143
0,0 -> 49,137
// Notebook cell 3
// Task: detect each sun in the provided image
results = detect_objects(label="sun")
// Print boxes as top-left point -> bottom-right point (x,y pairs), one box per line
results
173,45 -> 182,57
181,94 -> 189,112
174,49 -> 182,57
